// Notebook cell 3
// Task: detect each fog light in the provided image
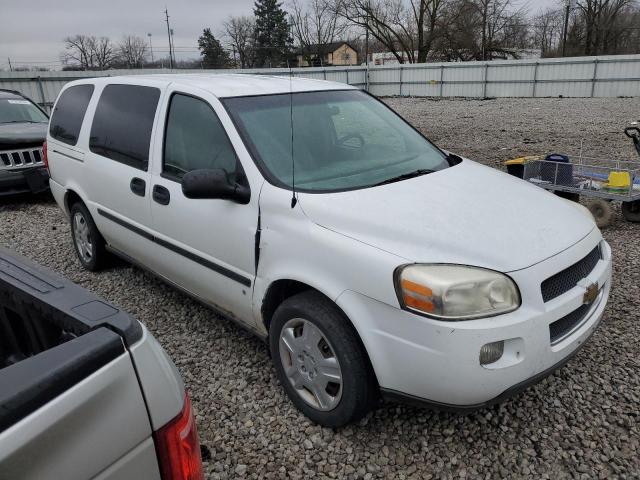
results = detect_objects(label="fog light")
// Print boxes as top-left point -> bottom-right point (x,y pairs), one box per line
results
479,341 -> 504,365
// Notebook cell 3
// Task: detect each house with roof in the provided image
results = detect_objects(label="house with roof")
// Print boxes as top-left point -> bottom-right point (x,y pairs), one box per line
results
295,42 -> 358,67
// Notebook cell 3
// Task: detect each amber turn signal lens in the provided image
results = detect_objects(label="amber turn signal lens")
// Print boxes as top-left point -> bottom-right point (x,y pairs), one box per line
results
401,279 -> 432,297
400,279 -> 435,312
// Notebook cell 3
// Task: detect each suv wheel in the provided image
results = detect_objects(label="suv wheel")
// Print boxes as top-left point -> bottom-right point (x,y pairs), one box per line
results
70,202 -> 107,271
269,291 -> 377,427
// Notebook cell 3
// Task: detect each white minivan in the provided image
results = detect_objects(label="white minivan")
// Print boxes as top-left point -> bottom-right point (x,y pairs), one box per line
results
46,74 -> 612,427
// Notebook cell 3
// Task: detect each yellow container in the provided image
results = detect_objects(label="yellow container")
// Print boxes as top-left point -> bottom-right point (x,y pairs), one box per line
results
607,171 -> 631,188
504,155 -> 541,166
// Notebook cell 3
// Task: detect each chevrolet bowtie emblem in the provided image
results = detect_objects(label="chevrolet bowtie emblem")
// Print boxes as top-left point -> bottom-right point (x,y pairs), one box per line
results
583,282 -> 599,305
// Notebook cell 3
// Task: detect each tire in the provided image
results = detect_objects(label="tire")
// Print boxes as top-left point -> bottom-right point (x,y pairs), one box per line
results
586,199 -> 613,228
69,202 -> 108,271
269,290 -> 377,428
621,200 -> 640,223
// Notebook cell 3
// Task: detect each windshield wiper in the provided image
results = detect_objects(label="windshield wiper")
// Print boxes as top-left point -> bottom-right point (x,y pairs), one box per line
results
0,120 -> 41,124
372,169 -> 436,187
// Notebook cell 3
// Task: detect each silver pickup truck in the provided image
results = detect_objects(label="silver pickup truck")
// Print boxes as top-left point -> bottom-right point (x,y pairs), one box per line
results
0,247 -> 204,480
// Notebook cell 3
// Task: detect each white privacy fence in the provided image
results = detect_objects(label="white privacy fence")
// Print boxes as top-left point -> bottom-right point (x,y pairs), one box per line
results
1,54 -> 638,111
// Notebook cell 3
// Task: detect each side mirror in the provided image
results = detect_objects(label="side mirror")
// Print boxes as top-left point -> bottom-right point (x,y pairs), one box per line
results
181,169 -> 250,204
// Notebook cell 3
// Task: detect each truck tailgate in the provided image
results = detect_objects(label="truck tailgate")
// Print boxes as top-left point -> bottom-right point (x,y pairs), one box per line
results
0,247 -> 160,480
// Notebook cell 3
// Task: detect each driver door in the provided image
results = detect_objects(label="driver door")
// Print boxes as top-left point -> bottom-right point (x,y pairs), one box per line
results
148,87 -> 258,326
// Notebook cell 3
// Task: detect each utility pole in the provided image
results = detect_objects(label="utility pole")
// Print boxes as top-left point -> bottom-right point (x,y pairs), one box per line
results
170,29 -> 175,67
147,33 -> 154,64
164,8 -> 174,69
364,11 -> 369,66
562,0 -> 571,57
7,58 -> 12,71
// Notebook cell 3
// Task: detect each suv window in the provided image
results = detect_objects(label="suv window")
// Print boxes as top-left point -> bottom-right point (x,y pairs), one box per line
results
163,93 -> 239,181
49,85 -> 94,145
90,84 -> 160,170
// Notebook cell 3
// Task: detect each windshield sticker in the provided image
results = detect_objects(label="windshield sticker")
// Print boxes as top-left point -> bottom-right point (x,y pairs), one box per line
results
7,100 -> 31,105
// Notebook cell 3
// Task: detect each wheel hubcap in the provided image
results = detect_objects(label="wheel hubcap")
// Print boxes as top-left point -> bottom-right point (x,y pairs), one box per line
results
279,318 -> 342,411
73,212 -> 93,263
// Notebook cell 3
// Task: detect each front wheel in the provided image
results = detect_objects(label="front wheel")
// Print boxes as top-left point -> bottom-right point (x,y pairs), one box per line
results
269,291 -> 377,427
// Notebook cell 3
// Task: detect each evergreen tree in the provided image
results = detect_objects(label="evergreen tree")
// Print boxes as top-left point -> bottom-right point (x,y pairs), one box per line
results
198,28 -> 231,68
253,0 -> 292,67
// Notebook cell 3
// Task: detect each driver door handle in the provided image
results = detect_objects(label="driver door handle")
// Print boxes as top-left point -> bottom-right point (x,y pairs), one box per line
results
152,185 -> 171,205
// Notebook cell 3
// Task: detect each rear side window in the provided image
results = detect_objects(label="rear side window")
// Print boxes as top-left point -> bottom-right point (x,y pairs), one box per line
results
90,84 -> 160,170
49,84 -> 94,145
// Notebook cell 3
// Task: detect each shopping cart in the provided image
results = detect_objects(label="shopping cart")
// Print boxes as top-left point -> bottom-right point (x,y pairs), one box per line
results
519,125 -> 640,228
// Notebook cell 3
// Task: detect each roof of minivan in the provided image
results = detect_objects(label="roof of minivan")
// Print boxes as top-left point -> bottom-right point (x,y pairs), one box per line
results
83,74 -> 357,98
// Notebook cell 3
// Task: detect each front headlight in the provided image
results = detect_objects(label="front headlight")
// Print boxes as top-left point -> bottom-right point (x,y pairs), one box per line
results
395,264 -> 521,320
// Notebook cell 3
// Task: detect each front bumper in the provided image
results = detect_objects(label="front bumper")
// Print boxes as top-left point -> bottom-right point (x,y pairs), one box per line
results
0,167 -> 49,196
336,228 -> 612,408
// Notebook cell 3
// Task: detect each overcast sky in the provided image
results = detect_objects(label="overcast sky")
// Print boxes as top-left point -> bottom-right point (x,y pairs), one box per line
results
1,0 -> 559,70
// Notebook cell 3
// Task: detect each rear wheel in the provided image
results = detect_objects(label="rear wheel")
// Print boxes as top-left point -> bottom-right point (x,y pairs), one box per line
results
70,202 -> 108,271
269,291 -> 377,427
621,200 -> 640,223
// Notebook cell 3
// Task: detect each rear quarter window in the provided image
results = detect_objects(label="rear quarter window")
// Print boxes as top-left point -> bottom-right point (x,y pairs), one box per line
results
89,84 -> 160,170
49,84 -> 94,146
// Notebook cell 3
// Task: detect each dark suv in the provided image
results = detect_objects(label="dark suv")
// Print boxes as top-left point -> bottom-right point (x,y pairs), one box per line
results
0,89 -> 50,196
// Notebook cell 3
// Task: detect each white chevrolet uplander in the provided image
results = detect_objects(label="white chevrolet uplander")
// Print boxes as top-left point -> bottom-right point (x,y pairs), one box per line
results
46,75 -> 611,427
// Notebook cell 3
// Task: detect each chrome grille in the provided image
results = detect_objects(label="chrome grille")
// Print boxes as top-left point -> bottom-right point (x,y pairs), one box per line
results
541,245 -> 602,302
0,147 -> 44,170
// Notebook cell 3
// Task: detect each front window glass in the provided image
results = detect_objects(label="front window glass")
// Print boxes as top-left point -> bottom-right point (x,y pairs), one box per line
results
163,93 -> 240,182
224,90 -> 449,192
0,98 -> 48,124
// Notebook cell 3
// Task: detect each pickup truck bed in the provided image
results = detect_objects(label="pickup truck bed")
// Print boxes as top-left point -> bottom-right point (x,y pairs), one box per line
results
0,247 -> 202,480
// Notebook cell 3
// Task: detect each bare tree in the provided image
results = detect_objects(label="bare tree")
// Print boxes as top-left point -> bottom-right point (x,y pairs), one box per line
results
91,37 -> 117,69
469,0 -> 529,60
533,8 -> 564,56
290,0 -> 348,65
580,0 -> 636,54
61,35 -> 116,70
223,16 -> 257,68
556,0 -> 639,56
62,35 -> 95,69
333,0 -> 449,64
118,36 -> 148,68
432,0 -> 530,61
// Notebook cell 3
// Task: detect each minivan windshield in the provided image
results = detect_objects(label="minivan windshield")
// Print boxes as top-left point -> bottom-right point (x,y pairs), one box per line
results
224,90 -> 450,192
0,98 -> 48,124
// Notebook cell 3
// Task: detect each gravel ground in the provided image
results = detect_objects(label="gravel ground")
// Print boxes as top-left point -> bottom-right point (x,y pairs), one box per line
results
2,97 -> 640,479
384,97 -> 640,169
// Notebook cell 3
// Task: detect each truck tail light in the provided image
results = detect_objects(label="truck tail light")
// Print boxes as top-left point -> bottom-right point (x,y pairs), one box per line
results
153,392 -> 204,480
42,141 -> 49,173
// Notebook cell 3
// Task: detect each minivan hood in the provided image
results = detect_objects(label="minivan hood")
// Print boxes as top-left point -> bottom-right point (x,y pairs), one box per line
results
0,122 -> 48,150
298,159 -> 594,272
